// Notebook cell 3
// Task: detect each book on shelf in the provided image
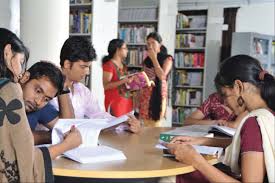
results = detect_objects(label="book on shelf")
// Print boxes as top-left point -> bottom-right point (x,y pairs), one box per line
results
123,71 -> 153,91
172,107 -> 196,124
70,10 -> 92,34
71,0 -> 91,4
119,25 -> 155,44
51,113 -> 133,163
119,7 -> 157,21
176,13 -> 207,29
176,34 -> 205,48
126,48 -> 147,66
174,89 -> 202,106
175,52 -> 204,68
186,89 -> 202,105
174,70 -> 203,86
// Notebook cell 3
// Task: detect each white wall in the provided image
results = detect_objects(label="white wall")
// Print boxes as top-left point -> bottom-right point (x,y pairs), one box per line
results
0,0 -> 20,36
158,0 -> 178,126
20,0 -> 69,67
236,2 -> 275,35
91,0 -> 119,110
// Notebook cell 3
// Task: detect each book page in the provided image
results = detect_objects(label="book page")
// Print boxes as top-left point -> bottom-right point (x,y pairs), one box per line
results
63,145 -> 127,164
210,125 -> 236,137
52,118 -> 109,147
52,113 -> 132,147
156,143 -> 223,158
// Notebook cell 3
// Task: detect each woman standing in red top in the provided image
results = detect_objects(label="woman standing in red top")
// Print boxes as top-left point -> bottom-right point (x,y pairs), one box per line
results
102,39 -> 133,117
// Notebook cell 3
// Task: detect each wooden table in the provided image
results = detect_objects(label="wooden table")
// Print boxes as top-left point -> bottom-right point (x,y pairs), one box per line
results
52,127 -> 218,179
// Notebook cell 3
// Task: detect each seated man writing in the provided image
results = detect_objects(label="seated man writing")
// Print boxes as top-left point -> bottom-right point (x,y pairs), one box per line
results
50,36 -> 141,133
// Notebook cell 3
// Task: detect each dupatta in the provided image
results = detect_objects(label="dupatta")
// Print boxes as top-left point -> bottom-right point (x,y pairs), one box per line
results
0,78 -> 53,183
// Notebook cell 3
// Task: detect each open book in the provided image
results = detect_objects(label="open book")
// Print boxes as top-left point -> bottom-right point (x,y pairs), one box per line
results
156,143 -> 223,158
51,114 -> 131,163
160,127 -> 214,142
208,125 -> 236,137
124,71 -> 153,91
168,125 -> 236,138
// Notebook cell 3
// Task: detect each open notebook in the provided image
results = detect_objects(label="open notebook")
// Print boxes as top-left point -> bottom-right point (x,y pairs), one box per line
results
51,114 -> 132,163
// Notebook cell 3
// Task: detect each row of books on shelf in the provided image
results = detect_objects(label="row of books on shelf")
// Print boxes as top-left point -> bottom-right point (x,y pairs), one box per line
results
119,26 -> 155,44
125,48 -> 147,66
172,107 -> 196,124
70,10 -> 92,33
176,14 -> 207,29
174,70 -> 203,86
175,52 -> 204,68
119,8 -> 157,21
174,89 -> 202,106
70,0 -> 91,4
176,34 -> 205,49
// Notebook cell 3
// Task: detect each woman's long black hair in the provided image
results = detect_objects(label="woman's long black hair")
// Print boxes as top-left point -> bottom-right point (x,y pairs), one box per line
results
144,32 -> 171,121
102,39 -> 125,64
215,54 -> 275,111
0,28 -> 29,81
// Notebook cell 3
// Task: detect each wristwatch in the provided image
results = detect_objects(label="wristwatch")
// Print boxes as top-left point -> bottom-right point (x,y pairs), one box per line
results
59,88 -> 70,95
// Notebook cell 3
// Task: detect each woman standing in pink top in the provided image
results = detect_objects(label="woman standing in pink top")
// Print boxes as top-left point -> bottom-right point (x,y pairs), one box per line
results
139,32 -> 173,127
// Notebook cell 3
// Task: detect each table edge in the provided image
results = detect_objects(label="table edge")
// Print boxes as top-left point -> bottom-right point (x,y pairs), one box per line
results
53,158 -> 218,178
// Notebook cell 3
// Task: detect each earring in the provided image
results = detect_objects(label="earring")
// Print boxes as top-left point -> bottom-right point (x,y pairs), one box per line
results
237,96 -> 244,107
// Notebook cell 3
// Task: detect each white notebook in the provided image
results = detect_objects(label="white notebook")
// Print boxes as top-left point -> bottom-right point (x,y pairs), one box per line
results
51,113 -> 132,163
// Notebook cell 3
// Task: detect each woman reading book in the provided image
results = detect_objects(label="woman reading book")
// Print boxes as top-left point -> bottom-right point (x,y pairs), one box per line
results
139,32 -> 173,127
165,55 -> 275,183
0,28 -> 82,182
102,39 -> 133,117
184,92 -> 248,128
